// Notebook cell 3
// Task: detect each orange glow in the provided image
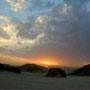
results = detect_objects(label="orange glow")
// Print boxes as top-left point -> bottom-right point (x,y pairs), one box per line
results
0,53 -> 88,67
40,61 -> 54,65
0,53 -> 60,66
36,59 -> 60,66
0,53 -> 35,65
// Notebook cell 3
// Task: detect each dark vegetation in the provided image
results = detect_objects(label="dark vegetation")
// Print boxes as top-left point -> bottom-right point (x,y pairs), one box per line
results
0,63 -> 21,74
46,68 -> 67,78
0,63 -> 90,77
20,64 -> 47,73
0,63 -> 47,74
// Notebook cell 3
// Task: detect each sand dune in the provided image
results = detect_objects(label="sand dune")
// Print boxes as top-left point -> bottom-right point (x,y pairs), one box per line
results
0,72 -> 90,90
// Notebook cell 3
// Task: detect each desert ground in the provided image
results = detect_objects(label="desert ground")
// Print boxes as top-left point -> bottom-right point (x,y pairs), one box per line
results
0,72 -> 90,90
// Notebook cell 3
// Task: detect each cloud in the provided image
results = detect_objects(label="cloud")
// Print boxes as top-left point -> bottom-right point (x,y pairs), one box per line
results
29,0 -> 54,10
0,0 -> 90,66
0,16 -> 11,22
5,0 -> 26,12
0,28 -> 10,39
16,0 -> 90,65
0,16 -> 46,50
43,0 -> 90,54
28,0 -> 61,15
11,0 -> 90,56
1,0 -> 90,52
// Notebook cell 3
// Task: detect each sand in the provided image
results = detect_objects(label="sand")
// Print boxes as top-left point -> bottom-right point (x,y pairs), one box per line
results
0,72 -> 90,90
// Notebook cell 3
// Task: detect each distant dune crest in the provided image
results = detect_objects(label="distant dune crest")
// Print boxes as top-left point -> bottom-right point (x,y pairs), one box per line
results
0,63 -> 90,77
69,64 -> 90,76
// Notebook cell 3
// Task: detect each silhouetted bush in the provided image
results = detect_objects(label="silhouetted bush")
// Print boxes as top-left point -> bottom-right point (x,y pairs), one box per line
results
46,68 -> 67,78
6,66 -> 21,74
0,63 -> 21,74
0,63 -> 5,71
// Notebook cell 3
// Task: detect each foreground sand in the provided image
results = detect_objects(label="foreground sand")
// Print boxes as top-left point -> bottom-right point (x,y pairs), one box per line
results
0,72 -> 90,90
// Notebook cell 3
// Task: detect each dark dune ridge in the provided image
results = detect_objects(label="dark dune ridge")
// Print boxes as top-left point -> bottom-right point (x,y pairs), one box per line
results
0,63 -> 21,74
0,63 -> 47,73
20,64 -> 47,73
69,64 -> 90,76
0,63 -> 90,77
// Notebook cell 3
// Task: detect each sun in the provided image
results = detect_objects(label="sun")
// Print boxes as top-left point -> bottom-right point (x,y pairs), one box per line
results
41,61 -> 53,65
37,60 -> 57,66
36,59 -> 60,66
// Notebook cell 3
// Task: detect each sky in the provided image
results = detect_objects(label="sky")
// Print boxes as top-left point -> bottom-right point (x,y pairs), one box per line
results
0,0 -> 90,67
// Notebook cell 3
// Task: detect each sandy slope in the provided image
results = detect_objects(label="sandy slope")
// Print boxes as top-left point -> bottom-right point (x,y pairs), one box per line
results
0,72 -> 90,90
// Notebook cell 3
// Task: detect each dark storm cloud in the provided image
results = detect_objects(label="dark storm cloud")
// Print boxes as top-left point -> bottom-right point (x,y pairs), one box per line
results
6,0 -> 90,65
43,0 -> 90,56
17,0 -> 90,64
14,0 -> 90,55
13,17 -> 43,39
1,0 -> 90,66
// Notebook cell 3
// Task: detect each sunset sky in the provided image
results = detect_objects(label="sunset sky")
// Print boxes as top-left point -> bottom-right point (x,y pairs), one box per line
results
0,0 -> 90,67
